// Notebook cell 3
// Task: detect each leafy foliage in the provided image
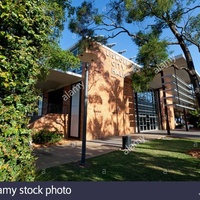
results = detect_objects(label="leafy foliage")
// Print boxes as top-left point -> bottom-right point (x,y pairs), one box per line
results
0,0 -> 77,181
134,35 -> 168,66
69,1 -> 97,37
69,0 -> 200,105
132,67 -> 155,92
68,1 -> 107,52
188,109 -> 200,128
43,42 -> 80,72
184,14 -> 200,50
131,33 -> 168,91
32,130 -> 62,144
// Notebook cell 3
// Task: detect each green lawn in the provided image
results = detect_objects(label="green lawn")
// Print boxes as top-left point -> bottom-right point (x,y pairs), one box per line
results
35,138 -> 200,181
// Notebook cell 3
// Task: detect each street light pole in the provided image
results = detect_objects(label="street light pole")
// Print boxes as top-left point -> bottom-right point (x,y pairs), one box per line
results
81,62 -> 89,166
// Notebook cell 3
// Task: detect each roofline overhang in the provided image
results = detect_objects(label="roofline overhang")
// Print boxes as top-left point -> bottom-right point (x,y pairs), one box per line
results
35,69 -> 82,93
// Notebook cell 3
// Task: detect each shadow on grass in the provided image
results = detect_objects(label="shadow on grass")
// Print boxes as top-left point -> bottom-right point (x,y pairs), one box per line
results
35,139 -> 200,181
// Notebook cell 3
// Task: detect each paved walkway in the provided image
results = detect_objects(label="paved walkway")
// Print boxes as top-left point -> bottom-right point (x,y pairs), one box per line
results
33,141 -> 118,170
33,129 -> 200,170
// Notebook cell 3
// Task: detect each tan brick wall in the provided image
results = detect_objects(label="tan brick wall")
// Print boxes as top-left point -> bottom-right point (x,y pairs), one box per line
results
159,89 -> 175,130
123,78 -> 136,133
80,45 -> 135,140
29,113 -> 69,138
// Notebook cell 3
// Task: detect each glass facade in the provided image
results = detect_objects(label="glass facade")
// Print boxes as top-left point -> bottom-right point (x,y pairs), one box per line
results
135,91 -> 158,131
68,46 -> 83,74
47,88 -> 63,114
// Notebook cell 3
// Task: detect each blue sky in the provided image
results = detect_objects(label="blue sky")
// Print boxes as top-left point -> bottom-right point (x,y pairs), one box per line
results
59,0 -> 200,74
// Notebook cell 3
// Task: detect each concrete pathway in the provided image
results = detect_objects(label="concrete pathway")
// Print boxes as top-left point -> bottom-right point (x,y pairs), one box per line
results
33,129 -> 200,170
33,141 -> 118,170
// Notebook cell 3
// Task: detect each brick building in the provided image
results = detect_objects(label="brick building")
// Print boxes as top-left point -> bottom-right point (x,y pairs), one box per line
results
29,42 -> 199,140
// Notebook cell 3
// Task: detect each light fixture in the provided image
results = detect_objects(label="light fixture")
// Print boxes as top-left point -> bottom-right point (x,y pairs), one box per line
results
106,43 -> 117,48
118,49 -> 127,54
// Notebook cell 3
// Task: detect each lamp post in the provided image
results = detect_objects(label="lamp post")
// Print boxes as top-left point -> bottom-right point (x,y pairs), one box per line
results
80,62 -> 89,166
78,49 -> 97,166
135,92 -> 140,133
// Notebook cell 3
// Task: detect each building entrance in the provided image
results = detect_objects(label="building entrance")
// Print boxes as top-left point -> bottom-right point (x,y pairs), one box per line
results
135,91 -> 158,132
139,114 -> 157,131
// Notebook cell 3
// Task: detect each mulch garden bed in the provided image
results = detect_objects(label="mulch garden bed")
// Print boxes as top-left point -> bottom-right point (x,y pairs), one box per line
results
187,149 -> 200,159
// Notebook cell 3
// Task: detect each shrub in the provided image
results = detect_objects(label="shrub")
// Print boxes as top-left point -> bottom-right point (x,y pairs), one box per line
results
0,0 -> 78,181
188,109 -> 200,128
0,124 -> 36,181
32,130 -> 63,144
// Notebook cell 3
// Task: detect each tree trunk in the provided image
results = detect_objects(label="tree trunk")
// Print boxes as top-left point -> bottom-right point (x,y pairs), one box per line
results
168,23 -> 200,108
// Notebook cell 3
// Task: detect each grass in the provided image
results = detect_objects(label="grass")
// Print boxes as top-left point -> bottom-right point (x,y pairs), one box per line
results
35,138 -> 200,181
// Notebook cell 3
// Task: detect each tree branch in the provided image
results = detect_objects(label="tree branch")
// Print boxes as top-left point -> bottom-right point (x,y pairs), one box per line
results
106,30 -> 129,39
182,5 -> 200,15
175,18 -> 200,52
182,34 -> 200,52
167,42 -> 179,45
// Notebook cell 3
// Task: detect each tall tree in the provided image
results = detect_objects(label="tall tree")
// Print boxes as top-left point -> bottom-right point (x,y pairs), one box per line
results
0,0 -> 79,181
69,0 -> 200,107
68,1 -> 107,52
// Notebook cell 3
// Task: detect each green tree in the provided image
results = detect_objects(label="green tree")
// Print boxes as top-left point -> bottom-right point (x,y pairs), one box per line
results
188,109 -> 200,128
0,0 -> 79,181
68,1 -> 107,53
69,0 -> 200,107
